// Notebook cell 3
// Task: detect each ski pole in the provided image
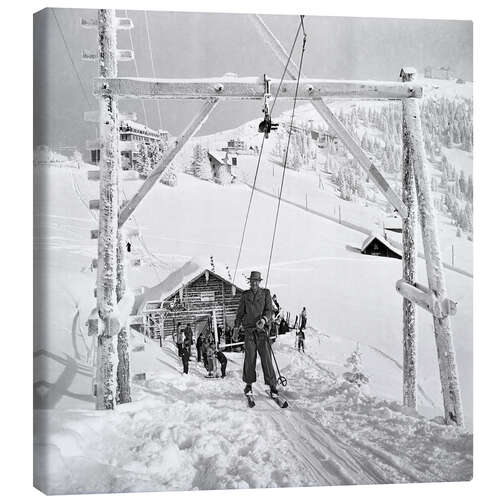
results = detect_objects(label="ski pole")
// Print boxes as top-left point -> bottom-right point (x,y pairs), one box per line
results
265,333 -> 287,387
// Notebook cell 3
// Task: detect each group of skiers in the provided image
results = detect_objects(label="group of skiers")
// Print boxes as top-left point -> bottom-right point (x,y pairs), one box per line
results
171,272 -> 308,406
174,321 -> 227,378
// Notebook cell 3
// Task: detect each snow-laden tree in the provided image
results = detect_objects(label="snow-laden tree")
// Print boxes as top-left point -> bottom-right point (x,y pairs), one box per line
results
160,167 -> 178,187
343,344 -> 369,387
149,142 -> 164,170
135,143 -> 151,175
191,144 -> 212,181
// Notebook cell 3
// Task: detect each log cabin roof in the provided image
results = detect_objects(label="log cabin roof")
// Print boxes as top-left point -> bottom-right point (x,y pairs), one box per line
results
207,150 -> 227,165
162,268 -> 245,302
361,233 -> 402,258
136,258 -> 248,313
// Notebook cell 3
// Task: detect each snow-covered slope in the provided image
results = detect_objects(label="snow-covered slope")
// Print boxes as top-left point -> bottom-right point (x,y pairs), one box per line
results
35,335 -> 472,494
34,154 -> 472,493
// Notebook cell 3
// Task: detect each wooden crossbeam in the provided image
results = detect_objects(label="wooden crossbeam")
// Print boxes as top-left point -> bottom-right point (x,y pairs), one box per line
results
395,279 -> 457,319
249,14 -> 408,218
118,98 -> 218,227
94,76 -> 422,101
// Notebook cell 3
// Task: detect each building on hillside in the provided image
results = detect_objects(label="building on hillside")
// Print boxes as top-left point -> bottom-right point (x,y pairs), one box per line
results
222,138 -> 245,153
424,65 -> 453,80
221,138 -> 259,156
88,120 -> 169,169
285,121 -> 335,148
140,265 -> 245,342
383,214 -> 403,235
399,67 -> 417,81
360,234 -> 402,260
207,150 -> 237,184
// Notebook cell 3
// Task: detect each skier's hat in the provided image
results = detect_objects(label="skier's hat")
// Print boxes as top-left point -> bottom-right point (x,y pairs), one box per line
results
248,271 -> 262,282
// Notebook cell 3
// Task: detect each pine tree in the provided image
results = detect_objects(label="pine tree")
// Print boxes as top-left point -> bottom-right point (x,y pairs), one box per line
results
343,344 -> 369,387
149,142 -> 163,170
135,143 -> 150,175
191,144 -> 212,180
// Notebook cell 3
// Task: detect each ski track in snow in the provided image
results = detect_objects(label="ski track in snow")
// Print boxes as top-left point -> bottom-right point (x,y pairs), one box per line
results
35,335 -> 472,494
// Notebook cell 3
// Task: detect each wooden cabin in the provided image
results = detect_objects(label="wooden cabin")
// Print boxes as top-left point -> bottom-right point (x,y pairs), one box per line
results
207,151 -> 236,185
400,66 -> 417,82
361,234 -> 402,260
142,267 -> 245,340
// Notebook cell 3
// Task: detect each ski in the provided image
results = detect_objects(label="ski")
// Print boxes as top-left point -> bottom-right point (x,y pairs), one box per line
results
270,392 -> 288,408
246,393 -> 256,408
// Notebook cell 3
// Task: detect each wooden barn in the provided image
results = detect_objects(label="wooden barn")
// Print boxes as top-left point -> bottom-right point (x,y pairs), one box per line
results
361,234 -> 402,260
140,263 -> 245,341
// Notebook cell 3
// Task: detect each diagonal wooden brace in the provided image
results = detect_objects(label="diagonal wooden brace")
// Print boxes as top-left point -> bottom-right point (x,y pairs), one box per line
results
250,14 -> 408,218
313,99 -> 407,217
118,97 -> 219,227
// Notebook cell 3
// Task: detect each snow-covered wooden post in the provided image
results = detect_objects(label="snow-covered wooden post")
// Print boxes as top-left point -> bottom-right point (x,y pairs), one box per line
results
402,82 -> 464,427
116,227 -> 131,404
400,67 -> 418,409
95,9 -> 120,410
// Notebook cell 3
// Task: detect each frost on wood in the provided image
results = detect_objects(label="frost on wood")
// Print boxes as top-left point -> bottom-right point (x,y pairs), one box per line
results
404,97 -> 464,427
116,229 -> 131,404
95,9 -> 120,410
96,329 -> 118,410
401,98 -> 418,409
116,327 -> 131,404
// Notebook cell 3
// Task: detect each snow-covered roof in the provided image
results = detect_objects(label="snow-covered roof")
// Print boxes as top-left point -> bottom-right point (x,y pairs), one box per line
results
361,233 -> 402,257
400,66 -> 417,75
384,215 -> 402,231
207,150 -> 227,165
136,257 -> 248,313
120,120 -> 160,136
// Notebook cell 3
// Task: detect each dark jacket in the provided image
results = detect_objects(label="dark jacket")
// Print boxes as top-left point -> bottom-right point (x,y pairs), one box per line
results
184,326 -> 193,344
235,287 -> 274,331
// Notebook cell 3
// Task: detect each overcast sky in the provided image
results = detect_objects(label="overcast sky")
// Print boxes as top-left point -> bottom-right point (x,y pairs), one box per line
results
34,8 -> 472,151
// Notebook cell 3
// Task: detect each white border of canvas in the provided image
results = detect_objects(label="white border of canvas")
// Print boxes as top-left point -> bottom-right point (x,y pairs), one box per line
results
1,1 -> 497,499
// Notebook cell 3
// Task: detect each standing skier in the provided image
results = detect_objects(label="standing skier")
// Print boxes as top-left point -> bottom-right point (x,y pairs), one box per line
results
175,322 -> 183,357
180,337 -> 190,374
184,323 -> 193,358
235,271 -> 278,399
300,307 -> 307,331
196,333 -> 203,362
206,340 -> 216,377
297,328 -> 305,352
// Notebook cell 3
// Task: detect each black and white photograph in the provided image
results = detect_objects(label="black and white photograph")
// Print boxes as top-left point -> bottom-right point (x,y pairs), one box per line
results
32,5 -> 474,495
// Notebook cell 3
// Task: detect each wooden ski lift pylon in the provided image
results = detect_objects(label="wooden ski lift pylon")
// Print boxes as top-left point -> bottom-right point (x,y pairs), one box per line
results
81,9 -> 136,410
250,14 -> 463,427
85,9 -> 464,426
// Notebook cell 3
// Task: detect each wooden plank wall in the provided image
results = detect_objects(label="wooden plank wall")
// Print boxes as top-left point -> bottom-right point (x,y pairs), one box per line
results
146,273 -> 243,339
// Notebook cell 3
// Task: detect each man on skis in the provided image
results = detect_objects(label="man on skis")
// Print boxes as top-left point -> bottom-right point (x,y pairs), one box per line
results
235,270 -> 278,399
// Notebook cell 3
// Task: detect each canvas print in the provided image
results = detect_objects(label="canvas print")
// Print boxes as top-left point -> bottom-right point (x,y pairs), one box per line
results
33,7 -> 473,495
